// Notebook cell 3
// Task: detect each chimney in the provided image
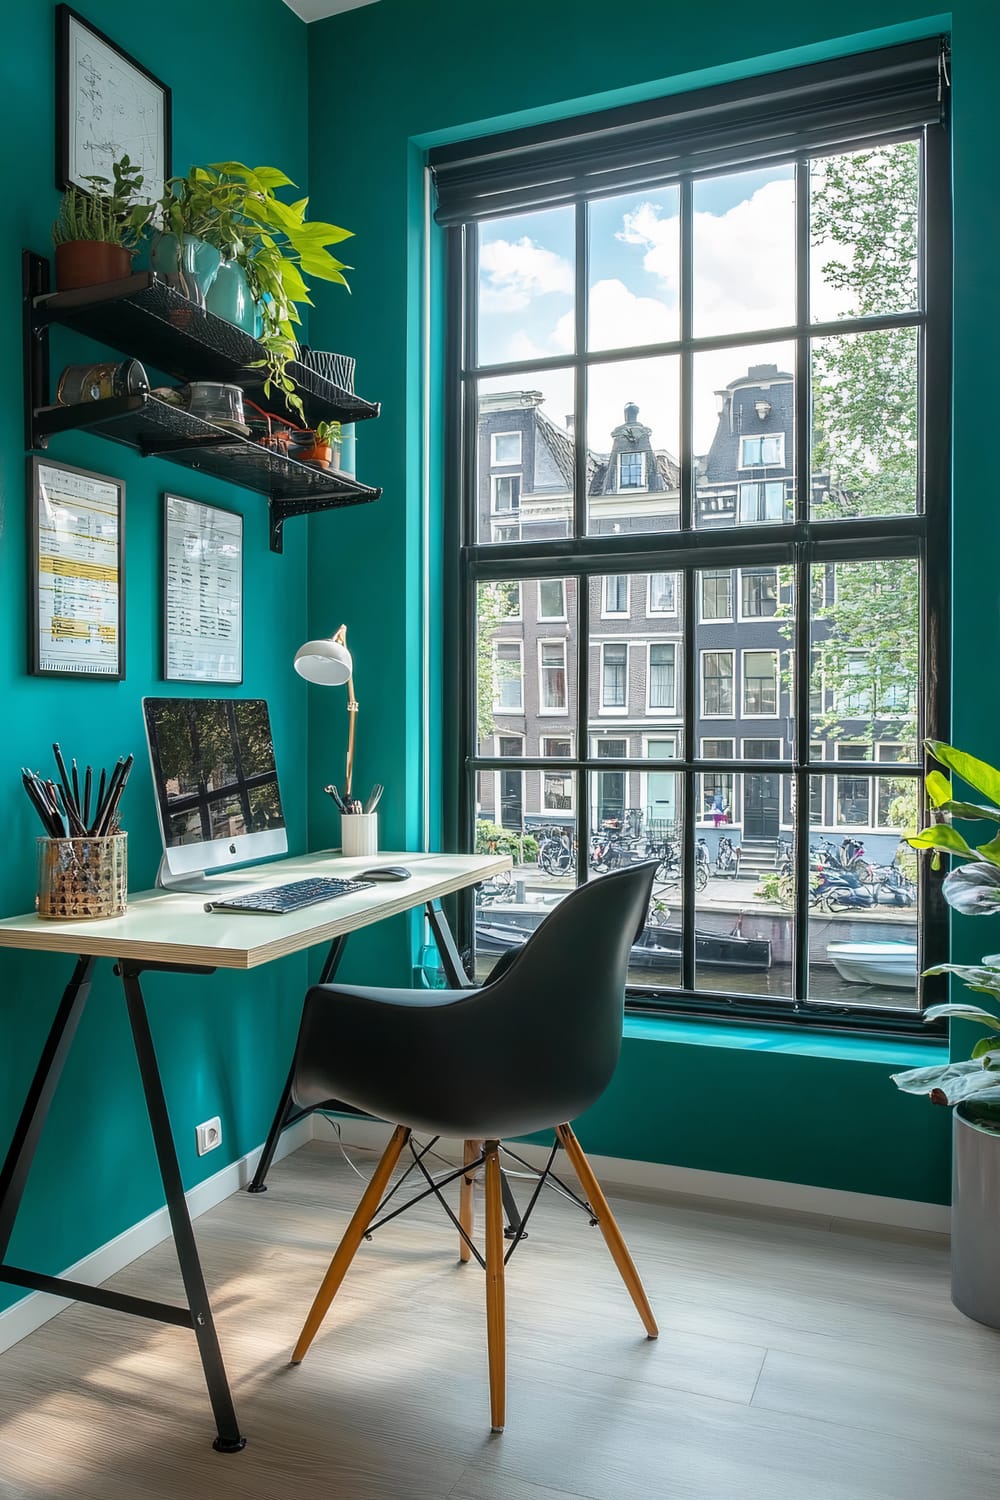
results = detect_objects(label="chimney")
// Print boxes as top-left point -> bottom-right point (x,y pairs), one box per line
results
565,413 -> 574,433
624,401 -> 639,424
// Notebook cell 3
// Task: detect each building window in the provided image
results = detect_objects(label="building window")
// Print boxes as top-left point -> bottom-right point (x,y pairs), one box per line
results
603,575 -> 629,615
601,643 -> 628,709
541,736 -> 574,813
537,578 -> 565,619
492,475 -> 520,513
618,451 -> 646,489
742,650 -> 779,715
700,570 -> 733,621
493,641 -> 523,711
739,434 -> 784,468
700,739 -> 734,825
738,481 -> 787,524
701,651 -> 734,717
648,572 -> 677,615
445,40 -> 949,1031
491,431 -> 522,465
539,640 -> 567,712
648,643 -> 676,711
835,745 -> 872,826
740,568 -> 779,618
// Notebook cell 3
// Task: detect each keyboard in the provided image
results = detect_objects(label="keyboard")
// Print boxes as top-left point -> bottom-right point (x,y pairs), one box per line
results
205,876 -> 376,914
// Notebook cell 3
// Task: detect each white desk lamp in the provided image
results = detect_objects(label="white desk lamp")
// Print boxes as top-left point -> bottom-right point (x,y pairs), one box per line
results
293,624 -> 358,799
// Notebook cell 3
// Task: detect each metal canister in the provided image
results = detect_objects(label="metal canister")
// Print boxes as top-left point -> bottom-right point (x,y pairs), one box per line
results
56,359 -> 148,406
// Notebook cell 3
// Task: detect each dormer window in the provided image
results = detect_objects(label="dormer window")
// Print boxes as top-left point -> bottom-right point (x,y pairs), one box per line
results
618,451 -> 646,489
739,434 -> 784,467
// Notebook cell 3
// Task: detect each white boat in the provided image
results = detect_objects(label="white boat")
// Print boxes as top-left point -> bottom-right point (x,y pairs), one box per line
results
827,941 -> 917,989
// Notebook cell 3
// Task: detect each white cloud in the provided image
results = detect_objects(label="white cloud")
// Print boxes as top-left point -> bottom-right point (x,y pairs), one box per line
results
478,236 -> 574,313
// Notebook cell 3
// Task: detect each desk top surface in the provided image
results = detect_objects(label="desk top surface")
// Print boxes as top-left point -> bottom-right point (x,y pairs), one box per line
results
0,850 -> 511,970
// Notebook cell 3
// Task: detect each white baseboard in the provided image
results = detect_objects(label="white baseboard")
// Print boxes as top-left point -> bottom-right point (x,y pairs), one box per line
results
0,1116 -> 314,1355
315,1115 -> 951,1236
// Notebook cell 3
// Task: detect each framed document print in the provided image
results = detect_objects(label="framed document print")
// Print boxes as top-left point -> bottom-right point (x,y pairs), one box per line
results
163,495 -> 243,683
29,458 -> 125,679
56,5 -> 171,203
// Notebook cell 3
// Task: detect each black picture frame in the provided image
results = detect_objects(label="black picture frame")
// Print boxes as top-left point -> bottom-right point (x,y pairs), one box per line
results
56,5 -> 172,202
162,494 -> 244,684
29,457 -> 126,680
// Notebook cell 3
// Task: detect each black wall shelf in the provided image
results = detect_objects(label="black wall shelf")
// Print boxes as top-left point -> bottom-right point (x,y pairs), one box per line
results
23,250 -> 382,552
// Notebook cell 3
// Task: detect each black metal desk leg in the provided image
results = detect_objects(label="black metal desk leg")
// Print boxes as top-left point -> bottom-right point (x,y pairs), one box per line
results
118,962 -> 246,1453
247,934 -> 348,1194
0,955 -> 95,1260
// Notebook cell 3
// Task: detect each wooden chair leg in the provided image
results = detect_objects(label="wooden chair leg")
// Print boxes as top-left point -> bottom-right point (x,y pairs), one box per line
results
483,1139 -> 506,1432
459,1138 -> 482,1263
555,1123 -> 658,1339
291,1124 -> 411,1365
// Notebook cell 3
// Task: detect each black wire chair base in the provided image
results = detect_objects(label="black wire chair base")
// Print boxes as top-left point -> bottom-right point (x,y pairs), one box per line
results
360,1135 -> 590,1269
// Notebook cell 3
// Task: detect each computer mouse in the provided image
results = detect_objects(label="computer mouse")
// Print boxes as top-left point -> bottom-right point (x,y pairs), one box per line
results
360,865 -> 412,881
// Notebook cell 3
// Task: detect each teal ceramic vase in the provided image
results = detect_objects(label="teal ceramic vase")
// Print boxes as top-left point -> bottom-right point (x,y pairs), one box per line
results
205,258 -> 260,334
150,233 -> 222,308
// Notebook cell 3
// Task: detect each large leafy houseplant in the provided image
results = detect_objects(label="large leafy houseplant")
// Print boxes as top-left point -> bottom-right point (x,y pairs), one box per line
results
158,162 -> 353,417
891,741 -> 1000,1118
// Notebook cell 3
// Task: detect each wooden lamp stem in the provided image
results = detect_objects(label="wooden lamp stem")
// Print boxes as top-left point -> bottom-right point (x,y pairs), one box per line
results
334,625 -> 358,799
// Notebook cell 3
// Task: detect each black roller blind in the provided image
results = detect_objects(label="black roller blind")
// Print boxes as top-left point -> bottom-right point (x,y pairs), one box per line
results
430,38 -> 944,224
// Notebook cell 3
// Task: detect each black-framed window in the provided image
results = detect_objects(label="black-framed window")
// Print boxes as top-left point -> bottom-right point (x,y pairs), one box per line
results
440,38 -> 950,1033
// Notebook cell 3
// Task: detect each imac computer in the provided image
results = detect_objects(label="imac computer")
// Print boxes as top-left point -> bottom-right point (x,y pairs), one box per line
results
143,697 -> 288,893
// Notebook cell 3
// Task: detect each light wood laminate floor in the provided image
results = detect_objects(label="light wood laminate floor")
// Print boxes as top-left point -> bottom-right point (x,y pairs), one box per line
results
0,1139 -> 997,1500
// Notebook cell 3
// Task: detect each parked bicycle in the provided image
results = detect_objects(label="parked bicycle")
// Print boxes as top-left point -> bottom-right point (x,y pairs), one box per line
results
536,825 -> 575,877
476,869 -> 516,905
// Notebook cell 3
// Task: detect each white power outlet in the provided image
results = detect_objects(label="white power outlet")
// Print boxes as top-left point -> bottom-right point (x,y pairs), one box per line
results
195,1117 -> 222,1156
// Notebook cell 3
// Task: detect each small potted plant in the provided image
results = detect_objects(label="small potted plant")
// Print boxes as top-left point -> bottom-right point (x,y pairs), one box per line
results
52,155 -> 152,291
890,740 -> 1000,1326
298,420 -> 342,469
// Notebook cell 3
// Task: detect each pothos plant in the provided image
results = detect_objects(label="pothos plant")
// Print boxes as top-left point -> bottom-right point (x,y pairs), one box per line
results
158,162 -> 353,419
891,741 -> 1000,1118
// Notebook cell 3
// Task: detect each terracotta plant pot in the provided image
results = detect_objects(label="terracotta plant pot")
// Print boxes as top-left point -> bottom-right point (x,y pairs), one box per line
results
54,241 -> 132,292
299,443 -> 332,468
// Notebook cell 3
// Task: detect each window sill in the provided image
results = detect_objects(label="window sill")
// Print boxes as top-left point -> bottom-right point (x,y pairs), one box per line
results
622,1012 -> 942,1068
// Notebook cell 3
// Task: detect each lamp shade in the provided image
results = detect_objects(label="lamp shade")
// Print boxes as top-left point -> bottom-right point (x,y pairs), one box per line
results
293,635 -> 354,686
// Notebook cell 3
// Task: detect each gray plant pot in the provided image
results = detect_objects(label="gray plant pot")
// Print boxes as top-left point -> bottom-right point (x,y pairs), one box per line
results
951,1103 -> 1000,1327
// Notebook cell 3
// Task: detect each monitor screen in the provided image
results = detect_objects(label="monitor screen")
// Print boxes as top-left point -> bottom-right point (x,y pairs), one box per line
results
143,697 -> 288,879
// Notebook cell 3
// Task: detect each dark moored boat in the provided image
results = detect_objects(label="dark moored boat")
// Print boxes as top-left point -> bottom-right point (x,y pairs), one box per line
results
475,913 -> 770,971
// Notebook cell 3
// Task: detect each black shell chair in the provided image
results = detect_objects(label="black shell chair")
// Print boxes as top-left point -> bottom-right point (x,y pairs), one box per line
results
288,862 -> 659,1431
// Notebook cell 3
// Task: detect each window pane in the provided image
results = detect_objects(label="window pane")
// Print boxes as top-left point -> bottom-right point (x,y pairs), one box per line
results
477,374 -> 575,543
692,166 -> 795,337
537,578 -> 565,619
743,651 -> 778,716
648,572 -> 677,614
476,578 -> 578,746
694,346 -> 795,528
588,185 -> 680,351
477,206 -> 575,367
811,329 -> 918,519
602,643 -> 628,707
701,650 -> 734,717
603,575 -> 629,613
648,644 -> 675,710
810,559 -> 919,752
700,569 -> 733,621
587,357 -> 680,536
740,567 -> 778,618
807,775 -> 920,1011
696,772 -> 794,999
810,142 -> 920,325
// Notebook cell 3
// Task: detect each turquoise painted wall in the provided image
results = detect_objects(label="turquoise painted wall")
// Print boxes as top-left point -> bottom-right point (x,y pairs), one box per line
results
303,0 -> 1000,1205
0,1 -> 313,1314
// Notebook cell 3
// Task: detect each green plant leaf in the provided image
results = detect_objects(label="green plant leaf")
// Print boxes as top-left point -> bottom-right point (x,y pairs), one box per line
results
891,1058 -> 1000,1106
925,741 -> 1000,807
933,799 -> 1000,822
907,824 -> 978,857
925,770 -> 951,807
976,831 -> 1000,866
941,863 -> 1000,915
922,998 -> 1000,1024
972,1035 -> 1000,1059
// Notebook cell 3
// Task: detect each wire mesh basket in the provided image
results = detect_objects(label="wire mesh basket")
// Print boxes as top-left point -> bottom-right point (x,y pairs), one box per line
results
298,348 -> 355,392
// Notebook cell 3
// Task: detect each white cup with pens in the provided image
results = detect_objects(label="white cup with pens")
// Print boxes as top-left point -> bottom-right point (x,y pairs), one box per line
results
325,782 -> 382,858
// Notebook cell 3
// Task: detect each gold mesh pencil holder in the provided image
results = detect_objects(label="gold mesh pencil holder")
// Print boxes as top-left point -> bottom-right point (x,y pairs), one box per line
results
36,834 -> 127,920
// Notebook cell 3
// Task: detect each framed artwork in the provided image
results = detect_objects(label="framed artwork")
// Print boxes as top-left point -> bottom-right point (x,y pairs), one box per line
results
56,5 -> 171,203
163,495 -> 244,683
29,457 -> 125,680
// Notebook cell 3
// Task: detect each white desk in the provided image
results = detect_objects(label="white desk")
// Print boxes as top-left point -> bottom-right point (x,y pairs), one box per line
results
0,849 -> 510,1452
